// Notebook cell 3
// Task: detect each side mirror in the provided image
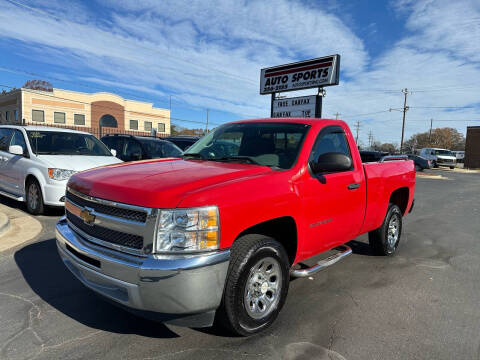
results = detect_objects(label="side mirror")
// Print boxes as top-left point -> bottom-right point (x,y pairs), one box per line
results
310,152 -> 352,174
9,145 -> 24,156
110,149 -> 117,157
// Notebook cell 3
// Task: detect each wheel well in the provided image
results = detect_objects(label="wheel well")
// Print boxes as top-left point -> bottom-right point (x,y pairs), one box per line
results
236,217 -> 297,265
25,174 -> 41,194
389,187 -> 409,215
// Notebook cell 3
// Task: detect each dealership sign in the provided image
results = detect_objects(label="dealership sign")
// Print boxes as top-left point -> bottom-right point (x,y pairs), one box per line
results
260,55 -> 340,95
272,95 -> 318,118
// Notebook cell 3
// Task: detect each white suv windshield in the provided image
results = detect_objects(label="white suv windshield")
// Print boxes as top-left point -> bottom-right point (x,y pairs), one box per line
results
27,131 -> 112,156
434,150 -> 454,156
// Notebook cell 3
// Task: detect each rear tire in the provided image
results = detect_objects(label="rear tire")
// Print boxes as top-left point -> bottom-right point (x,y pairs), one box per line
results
216,234 -> 290,336
369,204 -> 402,256
432,161 -> 438,168
25,178 -> 44,215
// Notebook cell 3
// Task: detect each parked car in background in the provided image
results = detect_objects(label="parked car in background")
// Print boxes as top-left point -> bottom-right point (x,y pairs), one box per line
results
101,134 -> 183,162
453,151 -> 465,163
359,150 -> 389,162
419,148 -> 456,169
163,135 -> 200,151
0,125 -> 122,214
407,154 -> 431,171
57,118 -> 415,336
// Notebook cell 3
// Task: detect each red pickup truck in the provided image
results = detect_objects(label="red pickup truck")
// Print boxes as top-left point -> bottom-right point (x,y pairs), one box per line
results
56,118 -> 415,336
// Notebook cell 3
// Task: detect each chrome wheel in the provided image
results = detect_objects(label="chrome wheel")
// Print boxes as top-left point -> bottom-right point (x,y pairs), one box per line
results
387,215 -> 400,248
28,183 -> 39,210
244,257 -> 282,319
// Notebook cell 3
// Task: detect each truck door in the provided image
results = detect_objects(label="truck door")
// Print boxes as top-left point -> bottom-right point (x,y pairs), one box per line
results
302,125 -> 366,255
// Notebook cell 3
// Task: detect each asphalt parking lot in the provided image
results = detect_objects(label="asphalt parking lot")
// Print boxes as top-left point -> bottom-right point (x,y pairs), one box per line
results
1,168 -> 480,360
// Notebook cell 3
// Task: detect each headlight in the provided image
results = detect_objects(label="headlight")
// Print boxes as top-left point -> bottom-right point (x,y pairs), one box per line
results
48,168 -> 76,181
155,206 -> 219,253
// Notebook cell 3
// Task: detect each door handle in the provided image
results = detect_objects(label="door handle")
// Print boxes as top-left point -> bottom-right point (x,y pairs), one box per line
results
347,183 -> 360,190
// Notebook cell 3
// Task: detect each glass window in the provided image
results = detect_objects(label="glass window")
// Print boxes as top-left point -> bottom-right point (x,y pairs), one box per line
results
13,109 -> 18,122
310,126 -> 352,170
74,114 -> 85,126
123,138 -> 142,160
10,130 -> 27,154
185,122 -> 310,169
32,110 -> 44,122
0,128 -> 13,151
26,131 -> 112,156
162,141 -> 183,157
54,112 -> 66,124
144,121 -> 152,132
130,120 -> 138,130
100,114 -> 117,128
158,123 -> 165,132
5,111 -> 9,121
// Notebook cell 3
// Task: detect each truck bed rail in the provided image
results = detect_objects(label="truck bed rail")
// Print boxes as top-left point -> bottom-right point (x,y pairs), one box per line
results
379,155 -> 409,162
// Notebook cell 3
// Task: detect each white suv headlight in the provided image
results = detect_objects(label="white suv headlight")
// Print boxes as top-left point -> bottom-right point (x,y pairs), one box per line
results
48,168 -> 76,181
155,206 -> 220,253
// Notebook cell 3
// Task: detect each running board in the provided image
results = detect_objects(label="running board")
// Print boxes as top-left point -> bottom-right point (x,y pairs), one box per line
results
290,245 -> 352,278
0,190 -> 24,201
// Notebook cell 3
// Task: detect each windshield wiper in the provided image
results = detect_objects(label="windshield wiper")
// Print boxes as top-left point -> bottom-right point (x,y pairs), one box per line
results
182,153 -> 205,160
212,156 -> 261,165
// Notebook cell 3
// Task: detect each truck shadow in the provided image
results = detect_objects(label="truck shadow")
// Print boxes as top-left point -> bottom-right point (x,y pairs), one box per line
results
14,238 -> 180,339
347,239 -> 377,256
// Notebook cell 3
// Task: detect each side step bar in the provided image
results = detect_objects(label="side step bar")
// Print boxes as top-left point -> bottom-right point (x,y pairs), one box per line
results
290,245 -> 352,278
0,190 -> 24,201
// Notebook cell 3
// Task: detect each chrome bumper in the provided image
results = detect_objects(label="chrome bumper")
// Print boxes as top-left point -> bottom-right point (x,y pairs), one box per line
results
55,217 -> 230,327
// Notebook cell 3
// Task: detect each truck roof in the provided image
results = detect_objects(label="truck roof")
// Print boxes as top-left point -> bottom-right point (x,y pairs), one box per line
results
230,118 -> 346,126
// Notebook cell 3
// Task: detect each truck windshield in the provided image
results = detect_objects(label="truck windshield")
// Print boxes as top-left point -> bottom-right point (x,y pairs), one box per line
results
27,131 -> 112,156
434,150 -> 454,156
184,122 -> 310,169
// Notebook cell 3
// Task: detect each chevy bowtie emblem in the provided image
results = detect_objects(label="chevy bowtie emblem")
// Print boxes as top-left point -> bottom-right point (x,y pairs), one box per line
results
80,209 -> 95,226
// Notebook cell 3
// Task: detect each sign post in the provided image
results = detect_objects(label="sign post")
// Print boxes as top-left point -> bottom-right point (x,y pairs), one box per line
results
261,55 -> 340,118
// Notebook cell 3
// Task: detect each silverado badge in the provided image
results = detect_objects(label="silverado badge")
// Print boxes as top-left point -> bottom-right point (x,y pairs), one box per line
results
80,209 -> 96,226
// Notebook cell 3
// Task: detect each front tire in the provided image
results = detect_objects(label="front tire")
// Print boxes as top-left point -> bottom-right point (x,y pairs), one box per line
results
450,166 -> 455,169
216,234 -> 290,336
369,204 -> 402,256
25,179 -> 44,215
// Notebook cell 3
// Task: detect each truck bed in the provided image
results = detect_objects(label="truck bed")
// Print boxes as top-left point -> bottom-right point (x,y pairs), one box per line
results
360,159 -> 415,234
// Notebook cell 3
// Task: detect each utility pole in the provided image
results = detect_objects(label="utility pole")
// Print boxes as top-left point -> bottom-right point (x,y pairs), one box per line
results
429,118 -> 433,144
205,109 -> 210,133
400,88 -> 410,153
354,120 -> 361,144
334,112 -> 341,120
368,130 -> 374,148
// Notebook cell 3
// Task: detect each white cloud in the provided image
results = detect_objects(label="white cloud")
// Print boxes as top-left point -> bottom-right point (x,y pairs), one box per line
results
0,0 -> 479,144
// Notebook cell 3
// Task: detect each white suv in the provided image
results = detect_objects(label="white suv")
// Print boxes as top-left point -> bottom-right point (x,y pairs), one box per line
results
0,125 -> 122,214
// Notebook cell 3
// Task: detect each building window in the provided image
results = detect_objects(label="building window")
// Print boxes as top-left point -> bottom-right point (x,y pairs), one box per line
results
130,119 -> 138,130
158,123 -> 165,132
144,121 -> 152,132
74,114 -> 85,126
54,112 -> 66,124
13,109 -> 18,122
32,110 -> 45,122
5,111 -> 9,121
99,114 -> 117,128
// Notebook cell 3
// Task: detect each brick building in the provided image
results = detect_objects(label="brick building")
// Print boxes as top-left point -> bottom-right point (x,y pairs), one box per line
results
465,126 -> 480,169
0,87 -> 170,136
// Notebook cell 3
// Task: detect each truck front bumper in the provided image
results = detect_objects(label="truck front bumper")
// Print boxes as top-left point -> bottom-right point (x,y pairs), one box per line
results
55,217 -> 230,327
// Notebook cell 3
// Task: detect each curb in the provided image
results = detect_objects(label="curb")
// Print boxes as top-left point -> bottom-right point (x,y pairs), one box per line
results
0,204 -> 42,252
0,212 -> 10,238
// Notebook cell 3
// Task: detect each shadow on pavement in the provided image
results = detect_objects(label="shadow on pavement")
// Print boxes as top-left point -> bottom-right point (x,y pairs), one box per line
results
347,240 -> 377,256
0,194 -> 65,217
14,238 -> 179,339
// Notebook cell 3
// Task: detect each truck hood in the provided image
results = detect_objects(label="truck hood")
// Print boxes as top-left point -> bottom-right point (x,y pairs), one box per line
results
68,159 -> 272,208
37,154 -> 122,172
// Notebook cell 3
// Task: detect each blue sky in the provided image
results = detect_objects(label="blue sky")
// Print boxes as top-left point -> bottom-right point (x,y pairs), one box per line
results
0,0 -> 479,146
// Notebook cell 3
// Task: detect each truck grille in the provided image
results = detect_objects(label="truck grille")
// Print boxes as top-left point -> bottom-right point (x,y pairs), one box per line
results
66,190 -> 147,223
66,210 -> 144,250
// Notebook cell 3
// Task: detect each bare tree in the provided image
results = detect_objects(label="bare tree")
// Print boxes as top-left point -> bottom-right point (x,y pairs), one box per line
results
404,127 -> 465,152
23,80 -> 53,92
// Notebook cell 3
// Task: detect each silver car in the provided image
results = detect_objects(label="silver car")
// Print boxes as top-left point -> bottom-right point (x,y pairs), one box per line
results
419,148 -> 456,169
